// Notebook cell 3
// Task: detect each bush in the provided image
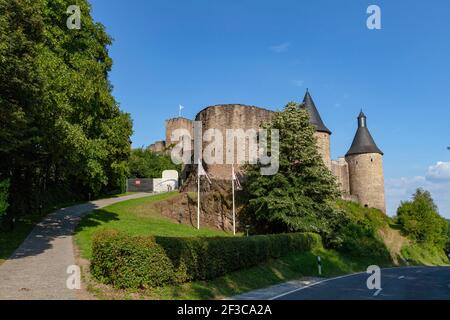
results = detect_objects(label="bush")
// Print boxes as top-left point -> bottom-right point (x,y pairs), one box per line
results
129,148 -> 180,178
397,189 -> 449,247
335,200 -> 391,262
91,230 -> 322,289
0,179 -> 9,220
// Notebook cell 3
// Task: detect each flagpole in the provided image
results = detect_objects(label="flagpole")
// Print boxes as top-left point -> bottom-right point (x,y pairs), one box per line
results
197,159 -> 200,230
232,164 -> 236,236
179,104 -> 184,117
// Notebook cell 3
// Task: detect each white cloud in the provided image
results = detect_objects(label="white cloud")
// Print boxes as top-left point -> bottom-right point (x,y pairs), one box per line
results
291,80 -> 304,87
269,42 -> 291,53
426,161 -> 450,182
385,163 -> 450,218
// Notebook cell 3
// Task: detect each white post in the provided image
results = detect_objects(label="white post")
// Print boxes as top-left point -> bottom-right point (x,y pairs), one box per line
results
197,162 -> 200,230
317,256 -> 322,276
232,165 -> 236,236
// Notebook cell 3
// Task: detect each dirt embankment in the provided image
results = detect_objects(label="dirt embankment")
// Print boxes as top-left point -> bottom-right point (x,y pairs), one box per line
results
378,227 -> 409,265
155,180 -> 245,232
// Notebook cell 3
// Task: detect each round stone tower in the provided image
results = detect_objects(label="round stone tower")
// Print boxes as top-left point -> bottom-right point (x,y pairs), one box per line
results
196,104 -> 273,179
302,90 -> 332,170
345,111 -> 385,213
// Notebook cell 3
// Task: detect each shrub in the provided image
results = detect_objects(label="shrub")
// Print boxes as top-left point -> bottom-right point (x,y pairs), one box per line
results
397,189 -> 449,247
335,200 -> 391,262
0,179 -> 9,220
91,230 -> 322,289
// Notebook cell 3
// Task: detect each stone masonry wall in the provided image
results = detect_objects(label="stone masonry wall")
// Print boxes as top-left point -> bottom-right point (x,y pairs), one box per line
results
149,140 -> 165,153
314,131 -> 331,170
331,157 -> 350,195
196,104 -> 274,180
165,117 -> 194,147
345,153 -> 385,212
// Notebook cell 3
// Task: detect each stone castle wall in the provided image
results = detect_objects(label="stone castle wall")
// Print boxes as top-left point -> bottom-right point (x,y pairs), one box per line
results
345,153 -> 385,212
149,140 -> 166,153
331,157 -> 350,195
153,104 -> 385,213
165,117 -> 194,147
196,104 -> 274,179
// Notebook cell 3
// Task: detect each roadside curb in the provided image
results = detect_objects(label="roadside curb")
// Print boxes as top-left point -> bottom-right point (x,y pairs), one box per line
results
229,277 -> 323,300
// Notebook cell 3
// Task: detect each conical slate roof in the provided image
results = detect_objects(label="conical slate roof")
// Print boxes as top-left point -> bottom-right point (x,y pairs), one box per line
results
302,90 -> 331,134
346,111 -> 383,156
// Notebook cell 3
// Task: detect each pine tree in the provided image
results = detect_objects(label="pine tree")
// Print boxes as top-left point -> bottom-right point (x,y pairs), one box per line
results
243,102 -> 346,242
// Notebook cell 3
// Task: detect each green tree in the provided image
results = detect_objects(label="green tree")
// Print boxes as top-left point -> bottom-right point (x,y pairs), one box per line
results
243,102 -> 345,243
397,189 -> 449,247
0,0 -> 132,218
0,180 -> 9,220
129,148 -> 180,178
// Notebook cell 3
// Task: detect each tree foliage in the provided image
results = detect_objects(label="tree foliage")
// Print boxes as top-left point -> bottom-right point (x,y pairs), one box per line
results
0,180 -> 9,219
0,0 -> 132,217
129,148 -> 180,178
243,102 -> 346,243
397,189 -> 449,248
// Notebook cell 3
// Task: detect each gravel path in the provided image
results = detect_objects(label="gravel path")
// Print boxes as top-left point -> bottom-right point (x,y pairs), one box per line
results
0,193 -> 151,300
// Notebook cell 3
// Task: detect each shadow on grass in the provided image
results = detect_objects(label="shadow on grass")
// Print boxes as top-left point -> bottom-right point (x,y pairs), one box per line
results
75,209 -> 120,232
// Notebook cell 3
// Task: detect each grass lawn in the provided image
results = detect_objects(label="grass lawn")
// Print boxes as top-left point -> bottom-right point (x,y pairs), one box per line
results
74,192 -> 231,259
0,215 -> 41,265
0,198 -> 84,265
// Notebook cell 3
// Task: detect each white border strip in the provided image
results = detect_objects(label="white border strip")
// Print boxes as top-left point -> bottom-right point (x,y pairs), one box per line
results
268,266 -> 428,300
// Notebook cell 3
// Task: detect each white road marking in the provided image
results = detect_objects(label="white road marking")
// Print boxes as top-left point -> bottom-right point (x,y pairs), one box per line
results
373,288 -> 382,296
267,266 -> 429,300
398,276 -> 405,279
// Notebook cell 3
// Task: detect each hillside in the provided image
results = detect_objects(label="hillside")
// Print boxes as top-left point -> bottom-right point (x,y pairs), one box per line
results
336,200 -> 449,266
73,192 -> 448,300
153,190 -> 449,267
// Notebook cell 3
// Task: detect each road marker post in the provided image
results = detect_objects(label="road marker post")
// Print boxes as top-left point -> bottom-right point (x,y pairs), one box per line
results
317,256 -> 322,276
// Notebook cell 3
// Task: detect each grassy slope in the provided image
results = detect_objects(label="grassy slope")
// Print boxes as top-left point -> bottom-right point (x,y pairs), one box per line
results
337,200 -> 449,266
74,195 -> 400,300
74,194 -> 448,300
74,192 -> 231,259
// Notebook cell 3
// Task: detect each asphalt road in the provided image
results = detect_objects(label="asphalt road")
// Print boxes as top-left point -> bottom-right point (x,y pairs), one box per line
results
274,266 -> 450,300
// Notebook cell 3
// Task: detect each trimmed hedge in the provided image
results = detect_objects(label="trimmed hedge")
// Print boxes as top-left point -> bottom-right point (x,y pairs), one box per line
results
91,230 -> 322,289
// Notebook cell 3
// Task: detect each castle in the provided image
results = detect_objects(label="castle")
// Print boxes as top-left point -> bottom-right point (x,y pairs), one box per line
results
150,90 -> 386,213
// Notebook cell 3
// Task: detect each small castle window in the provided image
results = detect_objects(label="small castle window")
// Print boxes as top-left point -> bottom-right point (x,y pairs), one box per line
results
371,158 -> 373,162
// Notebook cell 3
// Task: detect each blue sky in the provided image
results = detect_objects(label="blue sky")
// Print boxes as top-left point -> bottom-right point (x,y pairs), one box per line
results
89,0 -> 450,217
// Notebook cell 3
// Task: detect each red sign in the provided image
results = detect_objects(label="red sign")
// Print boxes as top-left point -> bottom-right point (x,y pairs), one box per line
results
135,180 -> 141,186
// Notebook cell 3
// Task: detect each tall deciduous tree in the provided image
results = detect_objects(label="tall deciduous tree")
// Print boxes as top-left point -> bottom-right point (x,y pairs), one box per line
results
243,102 -> 346,243
0,0 -> 132,217
129,148 -> 181,179
397,189 -> 449,247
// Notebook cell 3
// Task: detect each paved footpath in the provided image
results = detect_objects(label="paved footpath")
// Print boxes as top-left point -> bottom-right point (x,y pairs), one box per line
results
0,193 -> 150,300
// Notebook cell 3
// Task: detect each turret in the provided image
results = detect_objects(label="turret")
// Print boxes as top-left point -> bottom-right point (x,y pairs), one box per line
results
345,111 -> 385,212
302,89 -> 332,169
